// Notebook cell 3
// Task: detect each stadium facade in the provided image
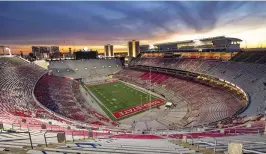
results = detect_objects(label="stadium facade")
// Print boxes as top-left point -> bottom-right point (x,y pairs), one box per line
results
153,36 -> 242,52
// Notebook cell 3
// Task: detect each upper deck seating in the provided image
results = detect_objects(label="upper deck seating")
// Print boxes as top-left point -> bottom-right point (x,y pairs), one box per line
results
48,59 -> 122,81
0,57 -> 47,118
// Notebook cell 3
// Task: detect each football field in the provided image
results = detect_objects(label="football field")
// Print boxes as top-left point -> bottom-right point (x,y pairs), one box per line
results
86,81 -> 165,120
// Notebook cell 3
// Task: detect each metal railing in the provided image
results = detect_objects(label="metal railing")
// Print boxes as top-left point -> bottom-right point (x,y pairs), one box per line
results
72,130 -> 87,142
44,131 -> 66,147
11,122 -> 21,130
186,135 -> 194,146
226,136 -> 266,154
227,127 -> 264,135
0,131 -> 33,149
197,136 -> 217,154
243,149 -> 266,154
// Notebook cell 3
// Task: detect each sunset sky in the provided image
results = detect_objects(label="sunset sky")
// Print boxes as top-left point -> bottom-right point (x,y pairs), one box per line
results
1,1 -> 266,54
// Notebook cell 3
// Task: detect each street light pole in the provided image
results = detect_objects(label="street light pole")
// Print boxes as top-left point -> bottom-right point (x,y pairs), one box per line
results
149,67 -> 152,111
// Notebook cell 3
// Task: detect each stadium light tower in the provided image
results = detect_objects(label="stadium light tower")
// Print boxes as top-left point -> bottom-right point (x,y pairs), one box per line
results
149,66 -> 152,111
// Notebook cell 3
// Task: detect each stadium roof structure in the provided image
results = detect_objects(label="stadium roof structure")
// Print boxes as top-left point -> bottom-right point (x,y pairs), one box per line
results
154,36 -> 242,47
153,41 -> 190,46
200,36 -> 242,42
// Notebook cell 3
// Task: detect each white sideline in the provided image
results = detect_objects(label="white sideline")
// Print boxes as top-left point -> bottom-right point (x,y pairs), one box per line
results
82,85 -> 115,119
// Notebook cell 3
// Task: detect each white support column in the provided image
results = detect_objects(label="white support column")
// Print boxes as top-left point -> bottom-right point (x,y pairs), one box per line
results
6,48 -> 12,56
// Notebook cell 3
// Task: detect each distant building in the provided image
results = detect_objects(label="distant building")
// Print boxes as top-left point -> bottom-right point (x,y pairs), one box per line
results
104,44 -> 114,57
128,40 -> 140,57
32,46 -> 40,55
51,46 -> 59,53
32,46 -> 60,59
32,46 -> 49,59
40,46 -> 50,53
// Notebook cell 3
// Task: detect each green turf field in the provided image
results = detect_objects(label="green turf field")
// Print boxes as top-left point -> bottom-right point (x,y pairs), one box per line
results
86,81 -> 158,119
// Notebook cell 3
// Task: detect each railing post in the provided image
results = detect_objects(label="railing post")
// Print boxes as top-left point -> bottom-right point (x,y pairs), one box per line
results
28,132 -> 33,149
187,135 -> 193,146
64,132 -> 66,143
197,137 -> 200,149
72,131 -> 75,142
198,136 -> 217,154
44,132 -> 48,147
214,138 -> 217,154
0,131 -> 35,149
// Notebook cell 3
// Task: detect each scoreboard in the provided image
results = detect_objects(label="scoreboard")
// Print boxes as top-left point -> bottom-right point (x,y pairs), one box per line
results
74,51 -> 98,60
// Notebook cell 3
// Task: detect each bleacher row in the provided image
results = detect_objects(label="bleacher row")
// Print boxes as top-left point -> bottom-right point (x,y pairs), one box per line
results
34,75 -> 118,126
114,69 -> 245,129
0,121 -> 123,153
48,59 -> 121,83
132,57 -> 266,117
231,51 -> 266,64
0,57 -> 61,123
28,138 -> 202,154
187,134 -> 266,153
0,57 -> 45,116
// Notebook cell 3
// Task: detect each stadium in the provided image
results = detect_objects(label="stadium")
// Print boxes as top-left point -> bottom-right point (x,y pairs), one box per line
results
0,35 -> 266,154
1,1 -> 266,154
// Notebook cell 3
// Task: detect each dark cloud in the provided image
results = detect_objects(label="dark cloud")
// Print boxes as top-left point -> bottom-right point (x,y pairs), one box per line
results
0,1 -> 266,45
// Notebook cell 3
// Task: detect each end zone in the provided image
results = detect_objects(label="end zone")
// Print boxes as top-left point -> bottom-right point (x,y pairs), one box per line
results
113,99 -> 165,119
